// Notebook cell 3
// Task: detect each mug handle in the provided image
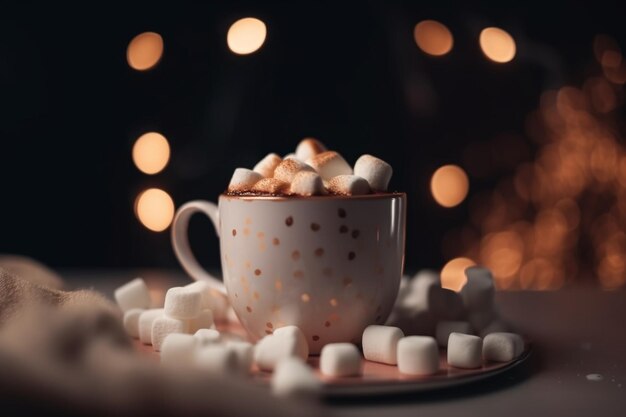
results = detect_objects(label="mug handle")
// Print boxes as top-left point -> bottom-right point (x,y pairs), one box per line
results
171,200 -> 226,294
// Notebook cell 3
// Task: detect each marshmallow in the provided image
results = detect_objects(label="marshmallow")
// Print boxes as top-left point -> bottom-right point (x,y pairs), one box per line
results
327,175 -> 370,196
483,332 -> 524,362
272,325 -> 309,360
160,333 -> 197,366
184,280 -> 214,309
283,153 -> 299,161
251,178 -> 290,194
164,287 -> 202,320
362,325 -> 404,365
411,269 -> 441,287
194,328 -> 221,346
225,341 -> 254,374
114,278 -> 151,312
253,153 -> 282,178
271,358 -> 321,398
295,138 -> 327,161
447,332 -> 483,369
461,267 -> 495,312
435,321 -> 472,347
122,308 -> 144,338
254,331 -> 307,371
188,309 -> 215,333
151,316 -> 188,352
228,168 -> 264,192
401,276 -> 463,320
397,336 -> 439,375
319,343 -> 362,377
273,158 -> 315,183
290,171 -> 327,196
138,308 -> 164,344
306,151 -> 353,180
195,344 -> 238,375
354,154 -> 393,192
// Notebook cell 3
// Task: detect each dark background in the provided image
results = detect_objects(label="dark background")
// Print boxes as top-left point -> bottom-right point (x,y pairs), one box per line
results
1,1 -> 624,271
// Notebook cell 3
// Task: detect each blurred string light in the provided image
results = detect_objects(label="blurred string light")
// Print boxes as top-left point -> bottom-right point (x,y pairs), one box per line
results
445,36 -> 626,290
132,132 -> 170,175
135,188 -> 175,232
431,165 -> 470,208
227,17 -> 267,55
440,257 -> 476,291
413,20 -> 453,56
594,34 -> 626,84
479,27 -> 516,63
127,32 -> 164,71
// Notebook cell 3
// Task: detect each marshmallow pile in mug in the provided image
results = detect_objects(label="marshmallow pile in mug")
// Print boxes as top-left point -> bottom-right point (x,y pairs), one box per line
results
227,138 -> 393,196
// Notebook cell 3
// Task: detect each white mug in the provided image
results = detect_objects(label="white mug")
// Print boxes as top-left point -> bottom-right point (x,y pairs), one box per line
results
172,193 -> 406,353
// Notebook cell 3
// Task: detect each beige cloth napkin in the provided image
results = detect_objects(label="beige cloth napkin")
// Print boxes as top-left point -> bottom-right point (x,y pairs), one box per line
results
0,256 -> 325,417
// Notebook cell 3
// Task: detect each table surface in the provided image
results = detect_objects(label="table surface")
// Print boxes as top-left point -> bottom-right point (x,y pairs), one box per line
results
63,269 -> 626,416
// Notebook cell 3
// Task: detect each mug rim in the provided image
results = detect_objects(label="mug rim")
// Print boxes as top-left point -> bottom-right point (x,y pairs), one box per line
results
219,191 -> 406,201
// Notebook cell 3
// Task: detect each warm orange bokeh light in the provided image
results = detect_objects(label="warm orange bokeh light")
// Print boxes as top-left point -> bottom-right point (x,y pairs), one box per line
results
127,32 -> 164,71
227,17 -> 267,55
132,132 -> 170,175
414,20 -> 453,56
431,165 -> 470,208
479,27 -> 516,63
440,257 -> 476,292
135,188 -> 175,232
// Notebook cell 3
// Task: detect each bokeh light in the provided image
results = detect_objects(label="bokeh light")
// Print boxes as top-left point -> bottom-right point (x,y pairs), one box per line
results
127,32 -> 164,71
441,257 -> 476,291
132,132 -> 170,175
135,188 -> 175,232
431,165 -> 470,207
413,20 -> 453,56
479,27 -> 516,63
227,17 -> 267,55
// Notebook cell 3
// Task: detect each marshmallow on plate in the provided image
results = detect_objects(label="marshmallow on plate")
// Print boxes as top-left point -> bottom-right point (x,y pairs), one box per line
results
272,325 -> 310,359
306,151 -> 353,180
435,321 -> 472,347
273,158 -> 315,183
194,328 -> 221,346
290,171 -> 327,196
295,138 -> 327,161
447,332 -> 483,369
401,275 -> 464,320
461,267 -> 495,312
251,178 -> 290,194
123,308 -> 144,338
188,309 -> 215,333
482,332 -> 524,362
469,310 -> 498,333
114,278 -> 151,312
397,336 -> 439,376
164,287 -> 202,320
327,175 -> 370,196
354,154 -> 393,192
271,358 -> 321,398
138,308 -> 164,344
320,343 -> 362,377
160,333 -> 197,366
151,316 -> 189,352
362,325 -> 404,365
227,168 -> 264,193
254,328 -> 309,371
253,153 -> 282,178
195,344 -> 238,375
